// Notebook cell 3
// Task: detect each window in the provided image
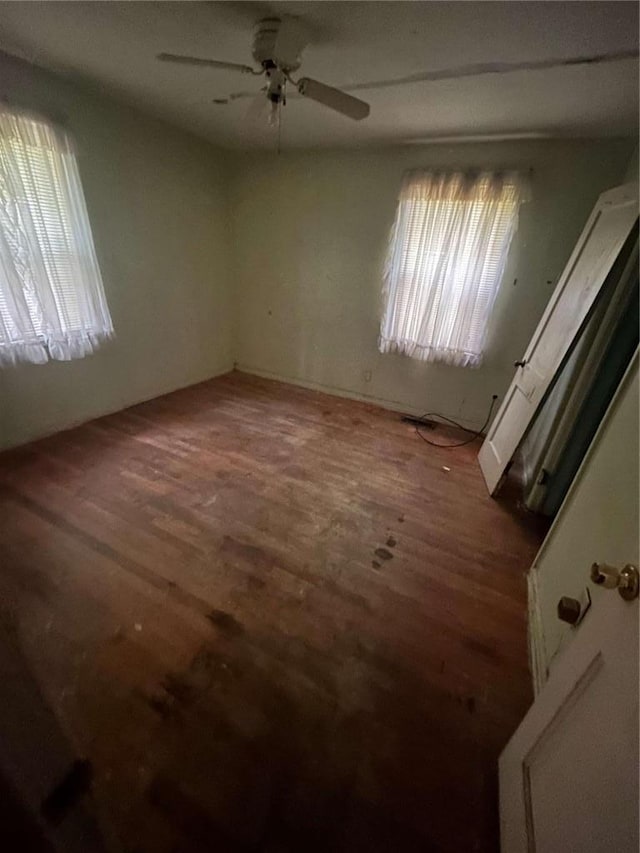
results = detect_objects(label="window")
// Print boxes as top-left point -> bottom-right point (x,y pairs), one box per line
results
0,108 -> 113,366
380,170 -> 525,368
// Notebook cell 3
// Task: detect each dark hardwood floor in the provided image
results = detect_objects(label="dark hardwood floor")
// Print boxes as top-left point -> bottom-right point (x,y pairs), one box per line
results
0,372 -> 546,853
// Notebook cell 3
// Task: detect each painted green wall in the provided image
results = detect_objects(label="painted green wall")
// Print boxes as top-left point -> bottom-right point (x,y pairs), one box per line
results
229,140 -> 633,428
0,50 -> 635,449
0,51 -> 234,450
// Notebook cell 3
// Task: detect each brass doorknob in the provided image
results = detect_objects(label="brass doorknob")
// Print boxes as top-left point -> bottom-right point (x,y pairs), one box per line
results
590,562 -> 639,601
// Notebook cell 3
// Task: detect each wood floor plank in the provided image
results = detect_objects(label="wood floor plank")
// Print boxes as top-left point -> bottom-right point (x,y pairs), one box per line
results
0,371 -> 547,852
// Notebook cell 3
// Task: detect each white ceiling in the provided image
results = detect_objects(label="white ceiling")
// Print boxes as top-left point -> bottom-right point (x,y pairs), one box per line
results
0,1 -> 637,149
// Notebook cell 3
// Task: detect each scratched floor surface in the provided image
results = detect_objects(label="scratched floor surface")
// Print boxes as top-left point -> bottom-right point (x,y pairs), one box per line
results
0,371 -> 546,852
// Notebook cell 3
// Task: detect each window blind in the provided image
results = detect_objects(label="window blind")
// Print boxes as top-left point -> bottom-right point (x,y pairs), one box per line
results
380,170 -> 526,367
0,107 -> 113,366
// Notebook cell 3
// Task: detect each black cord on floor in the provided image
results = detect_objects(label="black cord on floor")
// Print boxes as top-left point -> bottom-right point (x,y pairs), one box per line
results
414,395 -> 498,449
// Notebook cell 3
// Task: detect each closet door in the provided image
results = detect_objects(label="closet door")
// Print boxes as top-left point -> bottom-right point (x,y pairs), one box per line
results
478,182 -> 638,494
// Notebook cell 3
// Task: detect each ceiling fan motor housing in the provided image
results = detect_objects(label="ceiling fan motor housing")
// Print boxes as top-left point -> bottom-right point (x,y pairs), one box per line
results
252,17 -> 302,72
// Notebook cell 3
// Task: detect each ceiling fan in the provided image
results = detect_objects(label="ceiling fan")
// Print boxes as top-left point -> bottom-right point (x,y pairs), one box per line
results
159,12 -> 637,132
158,16 -> 370,125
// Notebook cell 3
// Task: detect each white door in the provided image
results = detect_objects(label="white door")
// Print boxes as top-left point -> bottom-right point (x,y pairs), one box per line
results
478,182 -> 638,494
500,352 -> 639,852
499,576 -> 639,853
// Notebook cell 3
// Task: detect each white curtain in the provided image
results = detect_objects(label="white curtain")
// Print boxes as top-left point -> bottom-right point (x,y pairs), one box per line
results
380,170 -> 526,368
0,107 -> 113,366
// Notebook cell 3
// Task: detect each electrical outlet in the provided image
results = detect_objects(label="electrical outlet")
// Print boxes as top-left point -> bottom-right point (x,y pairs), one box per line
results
364,369 -> 372,383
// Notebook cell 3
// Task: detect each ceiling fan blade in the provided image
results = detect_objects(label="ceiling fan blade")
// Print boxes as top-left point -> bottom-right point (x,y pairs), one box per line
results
211,88 -> 265,106
297,78 -> 370,121
229,90 -> 263,102
157,53 -> 256,74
